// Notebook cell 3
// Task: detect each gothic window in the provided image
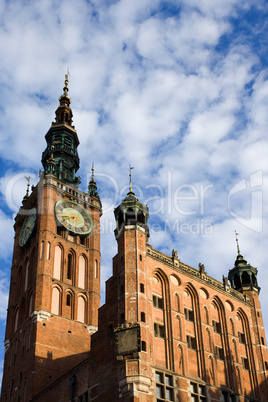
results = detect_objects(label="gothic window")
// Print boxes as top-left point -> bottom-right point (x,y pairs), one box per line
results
51,287 -> 61,315
24,260 -> 29,291
95,260 -> 98,279
212,320 -> 221,334
232,339 -> 238,362
204,306 -> 209,324
242,356 -> 250,370
238,331 -> 246,344
40,241 -> 44,259
153,295 -> 164,309
141,312 -> 146,322
184,308 -> 194,322
216,346 -> 224,360
140,283 -> 145,293
154,323 -> 165,338
47,242 -> 51,260
222,391 -> 237,402
230,318 -> 235,336
142,341 -> 146,351
53,245 -> 62,280
187,335 -> 197,350
176,315 -> 182,341
66,294 -> 71,306
77,296 -> 86,323
78,255 -> 86,288
190,382 -> 207,401
28,293 -> 33,315
205,328 -> 212,352
67,254 -> 72,280
14,308 -> 19,332
213,319 -> 220,333
175,294 -> 181,312
155,371 -> 175,402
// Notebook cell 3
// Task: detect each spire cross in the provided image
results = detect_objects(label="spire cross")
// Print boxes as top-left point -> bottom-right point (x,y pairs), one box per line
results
235,230 -> 241,255
91,162 -> 95,180
129,165 -> 134,192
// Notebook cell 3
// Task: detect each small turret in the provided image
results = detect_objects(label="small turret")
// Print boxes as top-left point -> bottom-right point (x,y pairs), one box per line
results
88,164 -> 99,198
114,167 -> 149,239
228,232 -> 260,293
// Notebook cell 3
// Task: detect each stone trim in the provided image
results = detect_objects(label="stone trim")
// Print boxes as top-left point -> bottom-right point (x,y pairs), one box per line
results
31,310 -> 51,322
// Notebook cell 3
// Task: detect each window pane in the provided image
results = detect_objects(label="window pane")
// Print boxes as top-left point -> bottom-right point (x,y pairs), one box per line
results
190,383 -> 197,393
156,385 -> 164,398
156,372 -> 163,384
199,385 -> 205,395
166,387 -> 174,401
165,375 -> 173,386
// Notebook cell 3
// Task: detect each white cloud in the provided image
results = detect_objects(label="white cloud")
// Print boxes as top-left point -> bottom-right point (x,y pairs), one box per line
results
0,0 -> 268,384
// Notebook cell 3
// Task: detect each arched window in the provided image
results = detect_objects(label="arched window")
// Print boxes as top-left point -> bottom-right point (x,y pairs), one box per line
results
24,260 -> 29,291
47,242 -> 51,260
95,260 -> 98,279
175,293 -> 180,312
53,246 -> 62,280
66,294 -> 71,306
242,271 -> 250,285
14,308 -> 19,332
78,255 -> 86,288
28,293 -> 33,315
77,296 -> 86,323
205,328 -> 212,352
125,208 -> 135,225
67,254 -> 72,280
51,287 -> 61,315
230,318 -> 235,336
40,241 -> 44,259
232,339 -> 238,362
204,306 -> 209,324
176,315 -> 182,340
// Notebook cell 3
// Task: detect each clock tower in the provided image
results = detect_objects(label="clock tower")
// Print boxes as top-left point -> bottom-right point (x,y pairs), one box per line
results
1,76 -> 102,402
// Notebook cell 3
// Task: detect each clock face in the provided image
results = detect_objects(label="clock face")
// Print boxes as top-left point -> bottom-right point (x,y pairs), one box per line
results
55,200 -> 94,235
19,208 -> 37,247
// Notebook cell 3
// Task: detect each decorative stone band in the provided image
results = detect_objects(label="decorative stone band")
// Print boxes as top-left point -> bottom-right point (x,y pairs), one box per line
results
87,325 -> 98,334
31,310 -> 51,323
119,375 -> 152,396
147,245 -> 249,304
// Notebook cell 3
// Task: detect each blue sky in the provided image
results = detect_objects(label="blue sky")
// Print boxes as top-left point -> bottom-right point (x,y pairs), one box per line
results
0,0 -> 268,385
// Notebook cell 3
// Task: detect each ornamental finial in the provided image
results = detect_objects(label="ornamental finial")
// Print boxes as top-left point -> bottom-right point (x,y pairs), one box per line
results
129,165 -> 134,192
235,230 -> 241,255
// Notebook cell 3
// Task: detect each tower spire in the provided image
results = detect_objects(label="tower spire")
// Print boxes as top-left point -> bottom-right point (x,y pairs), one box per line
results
41,74 -> 80,186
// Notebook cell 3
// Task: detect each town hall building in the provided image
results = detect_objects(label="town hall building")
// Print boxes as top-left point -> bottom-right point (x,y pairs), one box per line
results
1,76 -> 268,401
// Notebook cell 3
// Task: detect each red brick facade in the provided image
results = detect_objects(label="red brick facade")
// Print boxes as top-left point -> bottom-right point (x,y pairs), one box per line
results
1,82 -> 268,401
